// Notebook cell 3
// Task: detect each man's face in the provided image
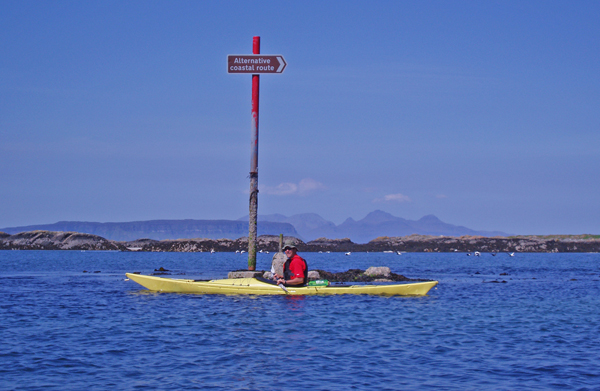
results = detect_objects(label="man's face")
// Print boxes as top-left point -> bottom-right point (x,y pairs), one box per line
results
284,248 -> 296,257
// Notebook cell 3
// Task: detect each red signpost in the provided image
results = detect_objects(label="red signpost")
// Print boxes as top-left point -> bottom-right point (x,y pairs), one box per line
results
229,37 -> 286,271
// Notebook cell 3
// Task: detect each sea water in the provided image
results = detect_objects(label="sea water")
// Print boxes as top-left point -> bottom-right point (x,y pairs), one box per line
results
1,251 -> 599,390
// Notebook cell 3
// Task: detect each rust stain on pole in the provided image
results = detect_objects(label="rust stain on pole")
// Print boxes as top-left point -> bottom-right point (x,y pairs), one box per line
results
248,36 -> 260,271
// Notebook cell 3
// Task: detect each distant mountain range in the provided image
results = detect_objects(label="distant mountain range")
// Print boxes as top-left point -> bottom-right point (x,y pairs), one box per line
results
239,210 -> 508,243
1,211 -> 508,243
0,219 -> 298,242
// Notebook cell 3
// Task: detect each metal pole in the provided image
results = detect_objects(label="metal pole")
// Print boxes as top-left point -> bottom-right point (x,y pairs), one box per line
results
248,36 -> 260,270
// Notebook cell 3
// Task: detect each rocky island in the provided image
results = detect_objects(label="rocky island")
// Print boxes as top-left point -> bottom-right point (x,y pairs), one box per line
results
1,230 -> 599,253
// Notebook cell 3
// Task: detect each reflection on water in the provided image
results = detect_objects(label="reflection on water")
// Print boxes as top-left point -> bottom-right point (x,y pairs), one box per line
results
283,295 -> 307,313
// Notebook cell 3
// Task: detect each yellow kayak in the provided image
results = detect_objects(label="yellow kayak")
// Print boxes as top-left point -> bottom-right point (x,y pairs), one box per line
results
126,273 -> 438,296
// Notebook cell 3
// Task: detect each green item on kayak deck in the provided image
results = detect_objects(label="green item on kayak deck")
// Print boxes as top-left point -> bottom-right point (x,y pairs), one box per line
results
308,280 -> 330,286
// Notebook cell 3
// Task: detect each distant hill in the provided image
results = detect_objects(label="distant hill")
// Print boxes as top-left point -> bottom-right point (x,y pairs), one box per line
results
239,213 -> 337,240
0,219 -> 298,241
2,211 -> 507,243
333,211 -> 508,243
240,210 -> 508,243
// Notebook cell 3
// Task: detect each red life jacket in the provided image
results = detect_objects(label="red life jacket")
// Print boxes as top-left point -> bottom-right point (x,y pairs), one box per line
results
283,254 -> 308,285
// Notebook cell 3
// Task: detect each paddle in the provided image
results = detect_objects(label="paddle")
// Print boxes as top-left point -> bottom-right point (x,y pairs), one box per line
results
278,283 -> 289,293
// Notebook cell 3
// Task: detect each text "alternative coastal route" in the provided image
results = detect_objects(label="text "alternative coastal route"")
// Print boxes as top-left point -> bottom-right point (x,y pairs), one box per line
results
227,55 -> 287,74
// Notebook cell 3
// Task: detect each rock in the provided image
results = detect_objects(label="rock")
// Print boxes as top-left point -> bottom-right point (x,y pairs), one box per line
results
306,237 -> 355,251
271,252 -> 286,276
227,270 -> 264,279
314,268 -> 417,282
365,266 -> 391,277
0,230 -> 125,251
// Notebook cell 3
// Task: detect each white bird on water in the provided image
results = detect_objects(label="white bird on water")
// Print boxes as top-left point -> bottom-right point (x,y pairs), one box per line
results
345,252 -> 351,256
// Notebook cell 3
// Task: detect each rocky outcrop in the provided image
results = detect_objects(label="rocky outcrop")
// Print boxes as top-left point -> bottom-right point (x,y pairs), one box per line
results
305,237 -> 355,252
122,233 -> 600,253
120,235 -> 297,253
1,231 -> 599,253
365,266 -> 391,277
234,268 -> 418,283
0,230 -> 125,251
313,268 -> 418,282
361,234 -> 600,253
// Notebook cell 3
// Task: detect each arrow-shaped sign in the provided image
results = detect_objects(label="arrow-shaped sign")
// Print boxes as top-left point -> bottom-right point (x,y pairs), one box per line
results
227,55 -> 287,74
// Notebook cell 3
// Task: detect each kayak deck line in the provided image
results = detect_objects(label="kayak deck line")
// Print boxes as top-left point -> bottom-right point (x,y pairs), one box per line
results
125,273 -> 438,296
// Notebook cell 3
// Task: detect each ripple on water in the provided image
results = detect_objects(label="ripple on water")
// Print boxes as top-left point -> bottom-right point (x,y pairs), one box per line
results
1,252 -> 600,390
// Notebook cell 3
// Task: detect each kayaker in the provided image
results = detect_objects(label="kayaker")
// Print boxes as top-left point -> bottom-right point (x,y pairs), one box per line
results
274,241 -> 308,286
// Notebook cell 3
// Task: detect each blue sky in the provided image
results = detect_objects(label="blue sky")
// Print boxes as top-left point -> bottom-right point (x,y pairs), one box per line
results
1,0 -> 599,234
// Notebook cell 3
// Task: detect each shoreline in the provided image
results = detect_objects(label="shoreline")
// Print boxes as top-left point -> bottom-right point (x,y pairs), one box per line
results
1,230 -> 600,253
